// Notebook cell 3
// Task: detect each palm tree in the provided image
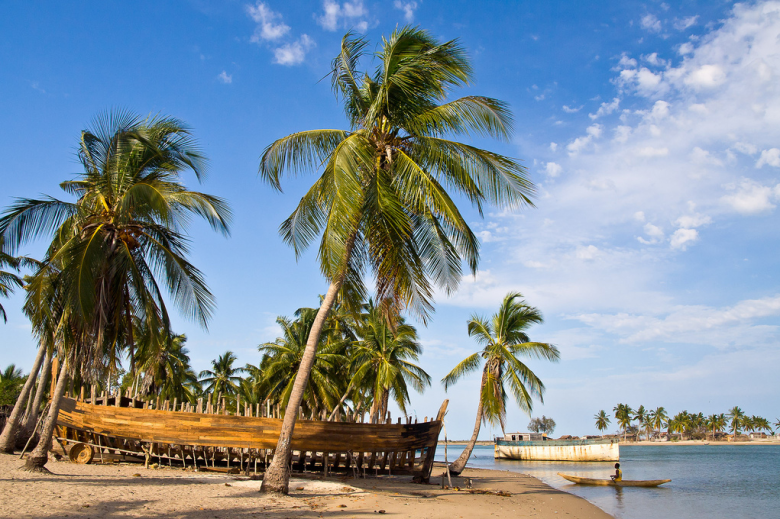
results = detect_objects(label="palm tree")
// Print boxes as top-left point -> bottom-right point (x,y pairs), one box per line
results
672,411 -> 692,440
0,111 -> 231,471
0,365 -> 25,406
633,405 -> 647,440
753,416 -> 771,435
257,27 -> 535,493
613,403 -> 633,441
441,292 -> 559,476
199,352 -> 245,406
705,413 -> 726,440
728,406 -> 745,438
255,311 -> 345,416
135,330 -> 199,403
649,407 -> 668,439
349,300 -> 431,422
775,418 -> 780,433
594,410 -> 611,435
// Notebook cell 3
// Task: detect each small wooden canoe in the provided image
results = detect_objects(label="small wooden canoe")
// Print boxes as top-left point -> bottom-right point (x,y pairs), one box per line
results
558,473 -> 671,487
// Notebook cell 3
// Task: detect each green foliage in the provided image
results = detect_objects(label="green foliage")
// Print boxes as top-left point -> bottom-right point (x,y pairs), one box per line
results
259,27 -> 535,322
198,351 -> 245,403
594,410 -> 611,432
442,292 -> 559,430
0,110 -> 231,386
0,364 -> 25,406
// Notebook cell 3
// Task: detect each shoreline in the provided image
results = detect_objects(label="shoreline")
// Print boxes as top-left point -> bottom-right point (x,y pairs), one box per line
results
446,439 -> 780,447
0,453 -> 612,518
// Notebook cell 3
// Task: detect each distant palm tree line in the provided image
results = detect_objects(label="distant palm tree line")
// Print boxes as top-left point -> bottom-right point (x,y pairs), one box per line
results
595,404 -> 777,441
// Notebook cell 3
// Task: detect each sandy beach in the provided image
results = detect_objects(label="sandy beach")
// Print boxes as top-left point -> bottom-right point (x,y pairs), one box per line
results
0,453 -> 611,519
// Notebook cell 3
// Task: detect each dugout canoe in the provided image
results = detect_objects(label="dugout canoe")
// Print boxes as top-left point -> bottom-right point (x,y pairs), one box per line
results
557,473 -> 671,487
53,394 -> 447,482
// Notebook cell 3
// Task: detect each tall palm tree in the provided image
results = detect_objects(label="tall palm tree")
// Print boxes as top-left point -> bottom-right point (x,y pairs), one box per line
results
706,413 -> 726,441
633,405 -> 648,440
255,311 -> 345,416
649,407 -> 668,439
135,330 -> 199,403
613,403 -> 633,441
672,411 -> 692,440
594,410 -> 611,435
752,416 -> 771,435
199,351 -> 245,405
441,292 -> 559,476
257,27 -> 535,493
0,110 -> 231,471
349,300 -> 431,422
727,406 -> 744,438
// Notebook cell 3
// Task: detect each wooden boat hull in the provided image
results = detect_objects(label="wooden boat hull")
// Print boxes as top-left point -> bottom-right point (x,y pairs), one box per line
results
558,473 -> 671,487
495,439 -> 619,461
55,397 -> 446,481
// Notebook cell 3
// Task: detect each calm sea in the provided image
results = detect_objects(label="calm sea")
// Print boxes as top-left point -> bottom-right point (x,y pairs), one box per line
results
435,444 -> 780,519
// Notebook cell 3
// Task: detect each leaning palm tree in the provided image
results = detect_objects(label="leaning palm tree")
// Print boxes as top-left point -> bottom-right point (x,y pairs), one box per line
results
441,292 -> 559,475
349,300 -> 431,422
199,351 -> 245,405
257,27 -> 535,493
727,406 -> 745,438
0,110 -> 231,470
594,410 -> 610,435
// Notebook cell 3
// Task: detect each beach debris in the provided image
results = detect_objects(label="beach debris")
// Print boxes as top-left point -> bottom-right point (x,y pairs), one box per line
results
467,489 -> 511,497
131,473 -> 141,477
374,510 -> 386,514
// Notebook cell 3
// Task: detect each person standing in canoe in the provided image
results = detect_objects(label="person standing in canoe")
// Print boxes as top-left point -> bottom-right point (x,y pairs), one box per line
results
611,463 -> 623,482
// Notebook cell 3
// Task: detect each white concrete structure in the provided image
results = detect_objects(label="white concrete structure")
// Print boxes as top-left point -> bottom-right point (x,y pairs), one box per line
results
494,438 -> 619,462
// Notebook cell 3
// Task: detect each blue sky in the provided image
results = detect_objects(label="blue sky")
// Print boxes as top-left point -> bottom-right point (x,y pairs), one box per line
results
2,1 -> 779,439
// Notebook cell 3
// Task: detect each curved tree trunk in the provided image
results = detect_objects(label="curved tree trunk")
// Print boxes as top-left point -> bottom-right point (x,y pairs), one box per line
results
0,342 -> 47,454
22,347 -> 52,437
448,392 -> 484,476
327,380 -> 355,421
260,277 -> 344,495
23,358 -> 69,473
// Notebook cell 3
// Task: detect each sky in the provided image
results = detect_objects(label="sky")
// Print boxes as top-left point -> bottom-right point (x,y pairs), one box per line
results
1,0 -> 779,440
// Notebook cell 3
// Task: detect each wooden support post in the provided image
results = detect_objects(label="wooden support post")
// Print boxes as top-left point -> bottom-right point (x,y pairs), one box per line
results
91,385 -> 96,404
79,386 -> 85,402
197,398 -> 203,414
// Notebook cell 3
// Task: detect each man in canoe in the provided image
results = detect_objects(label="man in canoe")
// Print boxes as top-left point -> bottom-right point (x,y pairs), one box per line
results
610,463 -> 622,482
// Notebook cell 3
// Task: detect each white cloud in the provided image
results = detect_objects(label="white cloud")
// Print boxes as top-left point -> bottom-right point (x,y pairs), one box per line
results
573,295 -> 780,347
637,223 -> 665,245
690,147 -> 722,166
273,35 -> 315,66
722,179 -> 780,214
217,71 -> 233,84
756,148 -> 780,168
670,228 -> 698,249
636,146 -> 669,157
393,1 -> 418,22
633,211 -> 645,222
589,97 -> 620,120
545,162 -> 563,177
613,125 -> 632,143
567,124 -> 602,155
642,52 -> 666,67
641,14 -> 662,33
733,142 -> 758,155
317,0 -> 368,31
562,105 -> 583,113
678,42 -> 694,55
246,2 -> 290,42
684,64 -> 726,89
576,245 -> 600,260
549,142 -> 558,152
673,15 -> 699,31
617,53 -> 637,68
676,213 -> 711,229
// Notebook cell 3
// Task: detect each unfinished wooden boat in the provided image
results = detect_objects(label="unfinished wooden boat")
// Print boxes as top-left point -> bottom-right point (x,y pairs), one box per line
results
557,473 -> 671,487
54,394 -> 447,482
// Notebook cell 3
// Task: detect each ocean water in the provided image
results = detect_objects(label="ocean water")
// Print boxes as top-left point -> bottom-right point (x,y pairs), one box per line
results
435,444 -> 780,519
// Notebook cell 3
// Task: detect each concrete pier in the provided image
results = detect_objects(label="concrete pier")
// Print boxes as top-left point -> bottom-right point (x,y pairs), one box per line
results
494,439 -> 619,461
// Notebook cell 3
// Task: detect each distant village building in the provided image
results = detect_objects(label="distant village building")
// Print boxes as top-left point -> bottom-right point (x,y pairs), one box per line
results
502,432 -> 546,441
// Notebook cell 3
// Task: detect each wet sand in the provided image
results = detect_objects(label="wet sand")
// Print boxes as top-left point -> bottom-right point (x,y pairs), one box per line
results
0,453 -> 612,518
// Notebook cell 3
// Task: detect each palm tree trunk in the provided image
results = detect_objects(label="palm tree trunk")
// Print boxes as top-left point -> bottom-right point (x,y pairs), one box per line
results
23,358 -> 69,473
22,346 -> 52,436
260,276 -> 345,495
449,390 -> 485,476
0,342 -> 47,453
328,381 -> 355,421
